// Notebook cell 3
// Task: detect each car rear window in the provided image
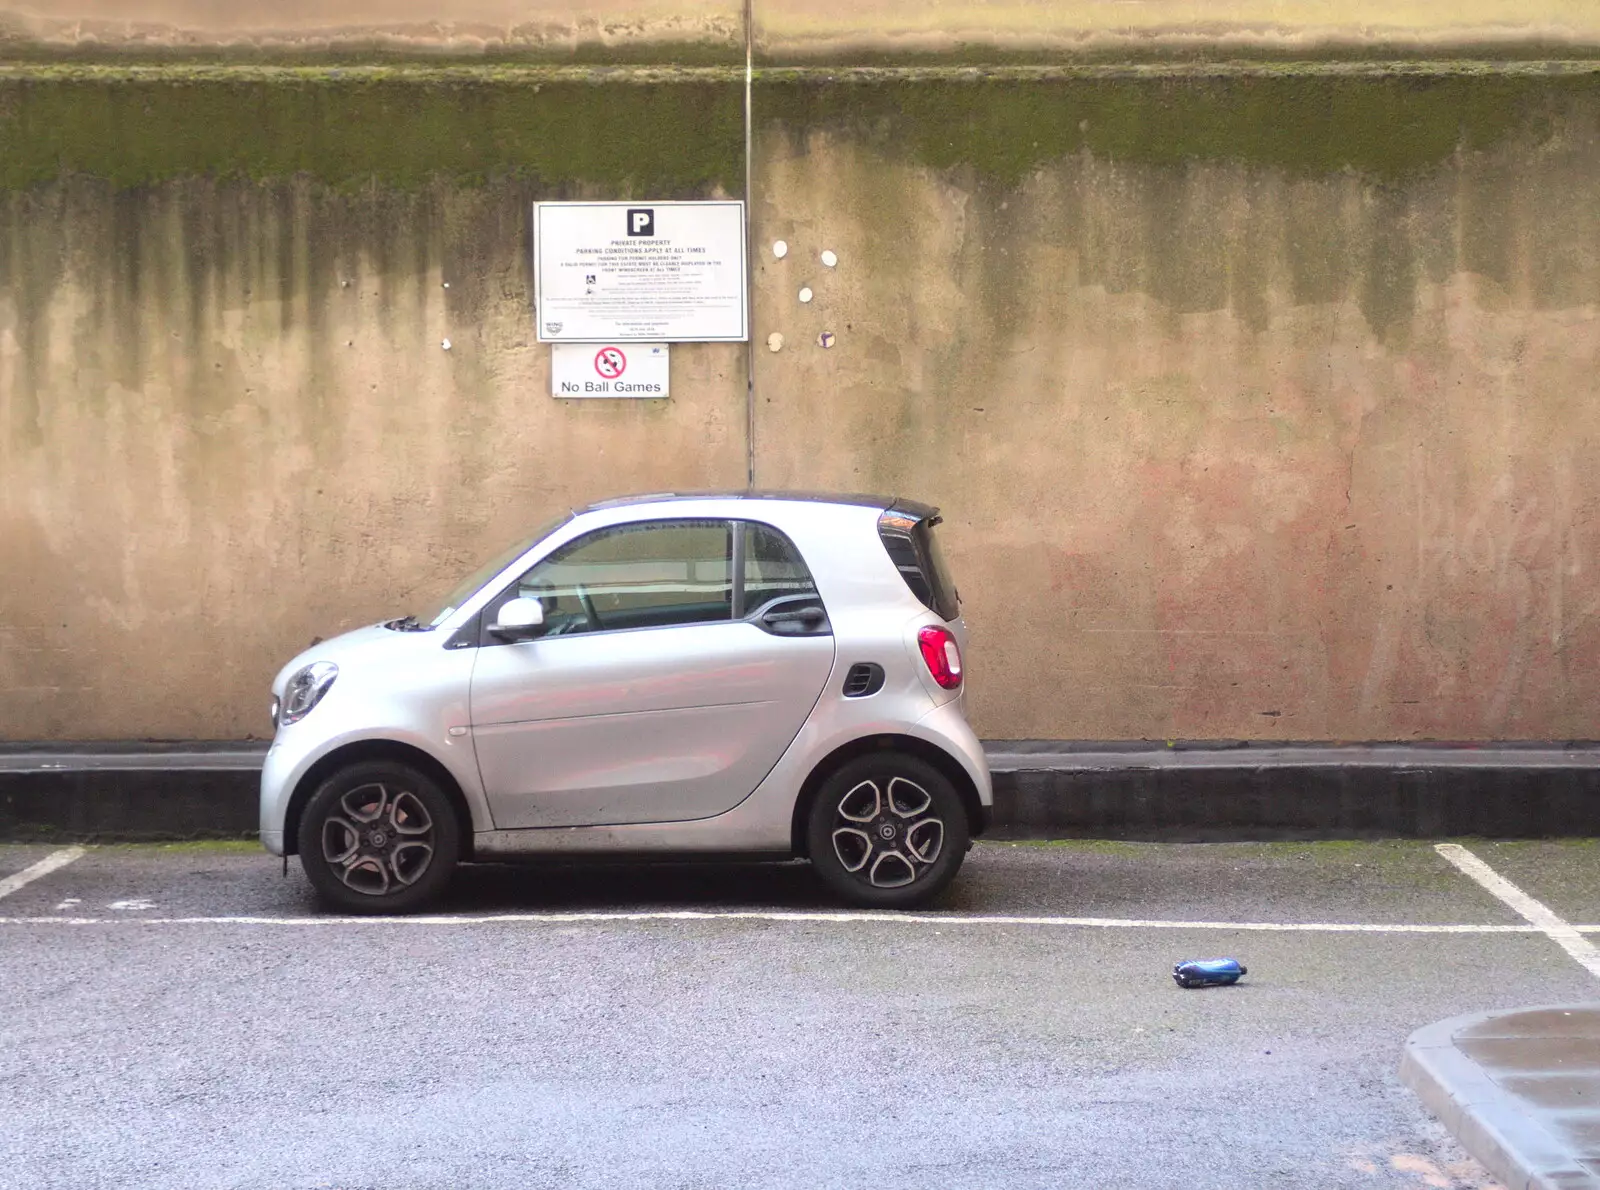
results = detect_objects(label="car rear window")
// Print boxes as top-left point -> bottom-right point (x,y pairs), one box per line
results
741,521 -> 819,612
877,509 -> 960,621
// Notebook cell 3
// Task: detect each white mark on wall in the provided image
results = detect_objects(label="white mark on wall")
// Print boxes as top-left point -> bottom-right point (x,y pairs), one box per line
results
1361,454 -> 1570,733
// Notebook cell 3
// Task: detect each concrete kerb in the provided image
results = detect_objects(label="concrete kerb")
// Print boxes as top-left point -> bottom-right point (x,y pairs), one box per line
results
0,744 -> 267,842
988,743 -> 1600,841
2,741 -> 1600,843
1401,1005 -> 1600,1190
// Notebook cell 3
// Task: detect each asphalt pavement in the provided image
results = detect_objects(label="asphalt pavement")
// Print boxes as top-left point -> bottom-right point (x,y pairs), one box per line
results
6,838 -> 1600,1189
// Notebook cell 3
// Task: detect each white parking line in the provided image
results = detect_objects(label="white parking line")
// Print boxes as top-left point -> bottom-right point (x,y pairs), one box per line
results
0,847 -> 85,901
0,908 -> 1575,931
1435,842 -> 1600,981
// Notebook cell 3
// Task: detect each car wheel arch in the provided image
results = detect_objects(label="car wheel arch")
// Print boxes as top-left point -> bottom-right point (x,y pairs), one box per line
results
789,734 -> 986,858
283,740 -> 475,860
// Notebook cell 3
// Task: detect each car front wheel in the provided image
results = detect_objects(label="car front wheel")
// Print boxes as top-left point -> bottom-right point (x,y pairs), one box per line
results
296,761 -> 460,915
806,753 -> 970,909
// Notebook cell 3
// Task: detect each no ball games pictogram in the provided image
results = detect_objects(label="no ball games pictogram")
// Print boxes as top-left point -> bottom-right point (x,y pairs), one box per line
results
594,347 -> 627,379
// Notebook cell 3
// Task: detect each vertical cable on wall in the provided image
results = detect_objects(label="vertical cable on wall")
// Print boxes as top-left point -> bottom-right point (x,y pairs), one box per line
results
743,0 -> 756,489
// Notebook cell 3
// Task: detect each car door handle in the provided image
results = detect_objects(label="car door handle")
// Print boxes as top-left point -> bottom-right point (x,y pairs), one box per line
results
762,606 -> 825,625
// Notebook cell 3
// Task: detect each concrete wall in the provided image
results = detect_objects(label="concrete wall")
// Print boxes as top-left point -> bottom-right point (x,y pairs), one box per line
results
753,2 -> 1600,59
0,2 -> 746,59
0,75 -> 750,738
2,66 -> 1599,741
5,1 -> 1600,58
751,74 -> 1600,740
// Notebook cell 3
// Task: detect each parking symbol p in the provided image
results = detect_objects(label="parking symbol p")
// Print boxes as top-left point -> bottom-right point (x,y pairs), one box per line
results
627,208 -> 655,236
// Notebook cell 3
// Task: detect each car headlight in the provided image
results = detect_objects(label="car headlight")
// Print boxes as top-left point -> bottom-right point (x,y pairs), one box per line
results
279,662 -> 338,725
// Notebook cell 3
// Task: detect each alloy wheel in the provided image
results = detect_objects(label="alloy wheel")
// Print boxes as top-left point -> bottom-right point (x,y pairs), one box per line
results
830,776 -> 946,889
320,782 -> 436,897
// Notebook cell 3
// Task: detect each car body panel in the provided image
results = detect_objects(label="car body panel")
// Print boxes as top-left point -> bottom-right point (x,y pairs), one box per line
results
470,672 -> 992,856
259,631 -> 487,856
470,620 -> 834,828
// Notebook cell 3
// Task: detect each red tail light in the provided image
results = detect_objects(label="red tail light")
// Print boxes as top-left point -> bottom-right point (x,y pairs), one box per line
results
917,625 -> 963,690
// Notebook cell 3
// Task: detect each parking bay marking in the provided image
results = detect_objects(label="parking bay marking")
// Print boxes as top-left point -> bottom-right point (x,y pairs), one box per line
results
0,908 -> 1586,932
0,847 -> 85,902
5,845 -> 1596,941
1435,841 -> 1600,981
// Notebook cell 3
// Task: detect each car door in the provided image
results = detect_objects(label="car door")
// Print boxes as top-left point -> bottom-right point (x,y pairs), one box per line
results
469,517 -> 835,829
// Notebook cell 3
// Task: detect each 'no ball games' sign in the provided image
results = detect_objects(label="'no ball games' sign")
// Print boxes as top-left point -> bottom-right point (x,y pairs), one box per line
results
533,201 -> 748,343
551,343 -> 670,398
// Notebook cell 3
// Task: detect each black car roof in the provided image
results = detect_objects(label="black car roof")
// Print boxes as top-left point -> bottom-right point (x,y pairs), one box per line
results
578,490 -> 939,520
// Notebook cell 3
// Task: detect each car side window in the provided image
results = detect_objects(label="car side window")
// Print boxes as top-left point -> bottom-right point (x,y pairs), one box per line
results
741,522 -> 818,611
510,519 -> 732,637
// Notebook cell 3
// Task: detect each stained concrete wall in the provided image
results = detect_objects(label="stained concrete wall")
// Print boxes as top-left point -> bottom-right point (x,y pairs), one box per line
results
753,2 -> 1600,60
0,75 -> 750,738
2,67 -> 1599,741
6,1 -> 1600,59
0,2 -> 746,59
751,74 -> 1600,740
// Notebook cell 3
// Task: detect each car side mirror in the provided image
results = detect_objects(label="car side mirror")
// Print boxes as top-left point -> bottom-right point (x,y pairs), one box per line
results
488,596 -> 545,641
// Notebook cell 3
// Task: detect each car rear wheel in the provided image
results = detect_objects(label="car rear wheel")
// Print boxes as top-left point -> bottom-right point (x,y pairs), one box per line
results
806,753 -> 970,909
296,761 -> 460,915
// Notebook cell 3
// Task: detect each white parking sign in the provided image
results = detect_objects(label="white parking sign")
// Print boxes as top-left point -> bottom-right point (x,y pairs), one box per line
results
551,342 -> 670,398
533,201 -> 748,343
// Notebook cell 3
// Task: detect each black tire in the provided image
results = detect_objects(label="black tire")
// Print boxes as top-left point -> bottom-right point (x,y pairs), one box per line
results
296,760 -> 461,915
806,753 -> 970,909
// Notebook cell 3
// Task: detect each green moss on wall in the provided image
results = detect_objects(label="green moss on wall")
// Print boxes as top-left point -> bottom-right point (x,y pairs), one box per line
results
2,63 -> 1595,190
754,43 -> 1600,69
0,38 -> 746,68
758,66 -> 1600,182
0,67 -> 744,191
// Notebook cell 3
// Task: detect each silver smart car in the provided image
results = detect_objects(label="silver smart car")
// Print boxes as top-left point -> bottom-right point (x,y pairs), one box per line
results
261,492 -> 992,913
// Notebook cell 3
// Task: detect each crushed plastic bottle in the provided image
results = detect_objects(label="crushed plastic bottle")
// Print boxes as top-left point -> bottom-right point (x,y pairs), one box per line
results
1173,958 -> 1247,988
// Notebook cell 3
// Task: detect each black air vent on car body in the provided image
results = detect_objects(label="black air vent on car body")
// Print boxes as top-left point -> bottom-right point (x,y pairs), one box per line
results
842,663 -> 885,698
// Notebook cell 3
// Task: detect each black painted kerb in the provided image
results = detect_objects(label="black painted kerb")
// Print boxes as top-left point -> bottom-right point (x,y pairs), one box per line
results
2,741 -> 1599,843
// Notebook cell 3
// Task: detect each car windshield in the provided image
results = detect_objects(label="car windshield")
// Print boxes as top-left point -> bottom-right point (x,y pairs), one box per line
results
420,513 -> 571,628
